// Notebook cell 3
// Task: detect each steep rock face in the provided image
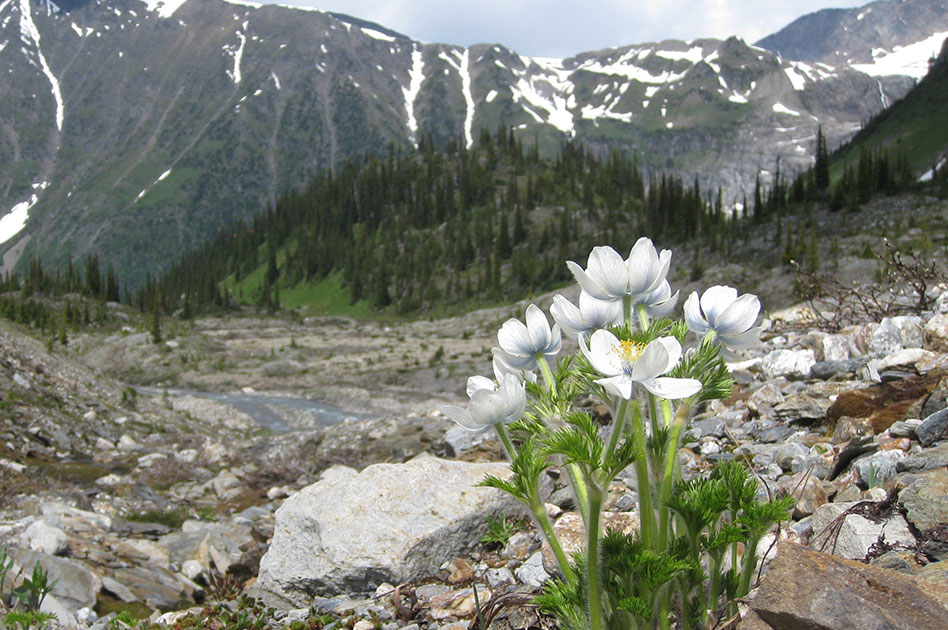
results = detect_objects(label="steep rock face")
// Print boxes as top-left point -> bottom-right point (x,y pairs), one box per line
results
757,0 -> 948,65
0,0 -> 945,283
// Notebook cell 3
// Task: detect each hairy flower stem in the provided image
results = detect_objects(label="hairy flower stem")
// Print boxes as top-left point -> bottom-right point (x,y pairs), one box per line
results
631,401 -> 654,548
603,398 -> 628,465
533,501 -> 574,582
658,400 -> 690,549
624,295 -> 632,331
586,484 -> 605,630
739,534 -> 762,596
495,424 -> 518,461
496,425 -> 573,581
537,356 -> 557,399
637,303 -> 650,331
538,356 -> 590,523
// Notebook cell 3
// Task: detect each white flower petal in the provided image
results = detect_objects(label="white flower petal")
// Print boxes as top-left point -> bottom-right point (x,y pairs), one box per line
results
640,376 -> 702,399
579,291 -> 623,329
567,261 -> 612,300
466,375 -> 496,398
653,336 -> 683,368
546,324 -> 563,356
551,294 -> 586,338
586,329 -> 626,376
631,338 -> 671,381
492,347 -> 536,371
714,293 -> 760,336
525,304 -> 552,351
647,288 -> 679,317
497,318 -> 532,357
683,291 -> 709,335
596,375 -> 634,400
588,246 -> 631,299
441,405 -> 484,432
700,286 -> 739,326
721,326 -> 762,351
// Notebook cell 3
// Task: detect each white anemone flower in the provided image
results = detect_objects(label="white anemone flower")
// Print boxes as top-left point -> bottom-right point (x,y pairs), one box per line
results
467,356 -> 535,397
494,303 -> 562,371
633,279 -> 679,318
550,291 -> 623,340
581,329 -> 702,400
566,238 -> 672,303
683,286 -> 761,351
442,373 -> 526,432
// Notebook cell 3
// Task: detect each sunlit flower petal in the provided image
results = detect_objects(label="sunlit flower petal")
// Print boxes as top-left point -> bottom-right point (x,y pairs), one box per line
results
595,375 -> 634,400
442,374 -> 526,433
567,239 -> 673,304
551,292 -> 623,339
640,376 -> 702,399
685,285 -> 762,352
466,375 -> 496,398
496,304 -> 561,371
634,280 -> 679,317
626,237 -> 672,296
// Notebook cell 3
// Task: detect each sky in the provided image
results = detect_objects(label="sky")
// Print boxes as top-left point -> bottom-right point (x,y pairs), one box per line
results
257,0 -> 868,58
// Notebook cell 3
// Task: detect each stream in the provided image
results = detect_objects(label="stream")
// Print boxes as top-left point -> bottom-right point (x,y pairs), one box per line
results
138,387 -> 369,433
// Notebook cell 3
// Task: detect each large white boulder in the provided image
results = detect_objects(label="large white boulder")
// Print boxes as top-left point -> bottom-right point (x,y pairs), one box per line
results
254,455 -> 526,607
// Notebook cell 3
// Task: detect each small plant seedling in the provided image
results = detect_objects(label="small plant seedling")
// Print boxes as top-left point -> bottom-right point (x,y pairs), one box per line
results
480,514 -> 522,548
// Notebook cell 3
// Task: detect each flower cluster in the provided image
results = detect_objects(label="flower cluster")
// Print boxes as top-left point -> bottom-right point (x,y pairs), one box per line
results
444,238 -> 761,432
439,239 -> 777,630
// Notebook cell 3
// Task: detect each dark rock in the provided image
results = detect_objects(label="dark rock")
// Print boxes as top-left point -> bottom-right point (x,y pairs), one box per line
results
920,381 -> 948,419
879,369 -> 915,382
917,408 -> 948,446
828,436 -> 877,481
810,359 -> 864,380
111,519 -> 172,538
743,542 -> 948,630
899,468 -> 948,533
897,443 -> 948,473
691,416 -> 725,438
774,393 -> 831,423
886,420 -> 920,439
758,423 -> 793,444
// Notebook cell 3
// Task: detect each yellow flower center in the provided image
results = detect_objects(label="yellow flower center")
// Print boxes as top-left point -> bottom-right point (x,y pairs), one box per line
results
614,339 -> 646,364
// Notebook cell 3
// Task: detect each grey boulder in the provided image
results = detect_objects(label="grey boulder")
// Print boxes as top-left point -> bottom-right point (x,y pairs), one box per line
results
254,455 -> 525,607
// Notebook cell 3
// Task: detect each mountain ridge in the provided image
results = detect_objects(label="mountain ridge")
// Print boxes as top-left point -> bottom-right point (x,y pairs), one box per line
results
0,0 -> 946,284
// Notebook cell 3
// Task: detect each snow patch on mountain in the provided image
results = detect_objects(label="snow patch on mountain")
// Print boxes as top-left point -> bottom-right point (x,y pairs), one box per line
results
139,0 -> 189,19
222,0 -> 262,8
577,48 -> 688,85
655,45 -> 704,63
70,21 -> 93,37
772,102 -> 801,116
224,23 -> 248,84
511,57 -> 576,135
18,0 -> 63,131
439,48 -> 475,148
402,46 -> 424,145
0,182 -> 47,245
361,26 -> 395,42
851,31 -> 948,79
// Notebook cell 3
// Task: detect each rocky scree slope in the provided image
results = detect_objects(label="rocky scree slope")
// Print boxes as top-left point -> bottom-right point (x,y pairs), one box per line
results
2,199 -> 948,628
1,0 -> 946,282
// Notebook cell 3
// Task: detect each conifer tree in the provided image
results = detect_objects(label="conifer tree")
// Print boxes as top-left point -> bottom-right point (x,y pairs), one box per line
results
151,297 -> 162,344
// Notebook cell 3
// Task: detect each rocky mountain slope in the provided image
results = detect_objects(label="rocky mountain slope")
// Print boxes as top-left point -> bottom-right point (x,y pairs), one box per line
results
0,0 -> 946,284
757,0 -> 948,67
